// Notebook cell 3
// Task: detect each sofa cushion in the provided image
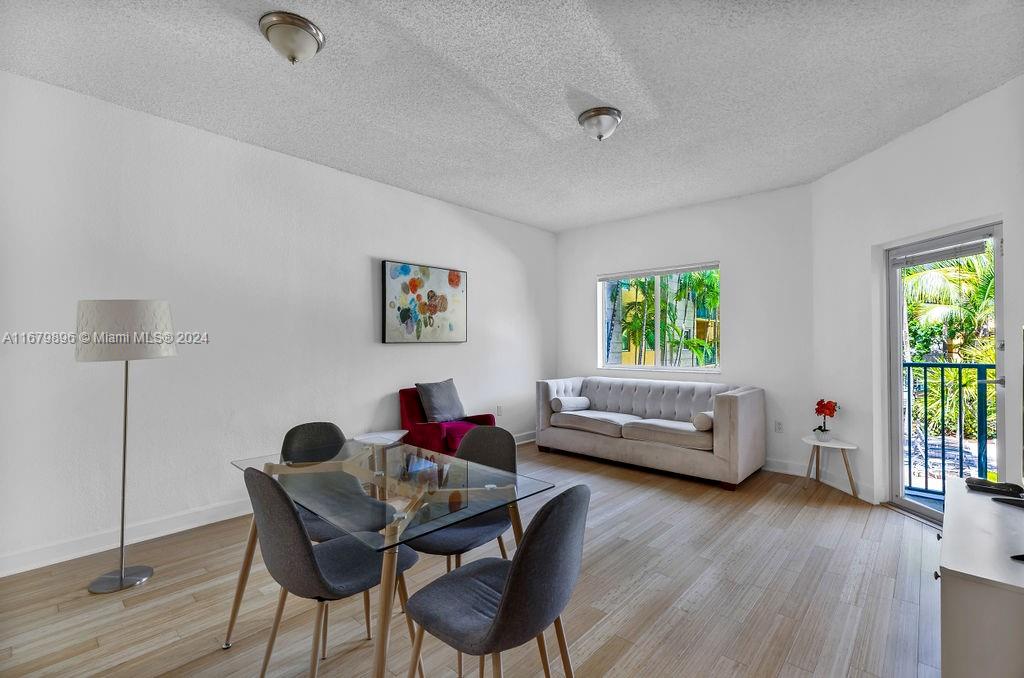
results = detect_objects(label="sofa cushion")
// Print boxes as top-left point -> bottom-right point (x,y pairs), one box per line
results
622,419 -> 714,450
442,420 -> 476,450
580,377 -> 735,422
693,411 -> 714,431
416,378 -> 466,422
550,410 -> 641,438
551,396 -> 590,412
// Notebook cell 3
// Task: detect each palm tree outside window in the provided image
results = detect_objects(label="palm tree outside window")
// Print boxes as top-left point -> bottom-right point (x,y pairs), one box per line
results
599,264 -> 720,369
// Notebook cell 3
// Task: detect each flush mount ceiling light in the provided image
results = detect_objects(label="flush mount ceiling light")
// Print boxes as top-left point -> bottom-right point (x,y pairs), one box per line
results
577,106 -> 622,141
259,11 -> 325,64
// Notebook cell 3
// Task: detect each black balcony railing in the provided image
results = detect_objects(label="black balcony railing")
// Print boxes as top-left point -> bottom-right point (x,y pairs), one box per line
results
903,361 -> 997,497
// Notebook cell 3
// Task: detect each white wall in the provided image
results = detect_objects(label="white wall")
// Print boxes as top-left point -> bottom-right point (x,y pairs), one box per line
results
811,73 -> 1024,502
555,186 -> 817,483
0,71 -> 557,575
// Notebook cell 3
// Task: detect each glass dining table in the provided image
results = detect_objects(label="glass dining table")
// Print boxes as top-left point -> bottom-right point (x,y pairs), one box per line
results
221,438 -> 554,678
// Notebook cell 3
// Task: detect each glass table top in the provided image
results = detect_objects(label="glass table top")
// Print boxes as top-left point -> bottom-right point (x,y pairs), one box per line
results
231,440 -> 554,551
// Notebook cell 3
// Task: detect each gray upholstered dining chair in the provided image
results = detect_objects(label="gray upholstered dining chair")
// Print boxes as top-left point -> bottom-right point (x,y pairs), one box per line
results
405,426 -> 518,675
281,422 -> 350,542
407,426 -> 516,567
244,467 -> 423,678
405,484 -> 591,678
223,422 -> 350,649
277,422 -> 401,655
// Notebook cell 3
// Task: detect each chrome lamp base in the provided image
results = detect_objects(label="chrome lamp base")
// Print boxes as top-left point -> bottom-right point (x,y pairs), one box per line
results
88,565 -> 154,594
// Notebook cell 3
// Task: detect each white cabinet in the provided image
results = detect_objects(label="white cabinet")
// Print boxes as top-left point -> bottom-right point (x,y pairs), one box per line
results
940,480 -> 1024,677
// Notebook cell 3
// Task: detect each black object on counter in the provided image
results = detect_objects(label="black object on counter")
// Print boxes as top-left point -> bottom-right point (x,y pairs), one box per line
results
966,477 -> 1024,497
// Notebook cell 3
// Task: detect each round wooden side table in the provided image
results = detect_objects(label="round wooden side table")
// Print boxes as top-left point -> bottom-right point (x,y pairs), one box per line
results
801,434 -> 859,499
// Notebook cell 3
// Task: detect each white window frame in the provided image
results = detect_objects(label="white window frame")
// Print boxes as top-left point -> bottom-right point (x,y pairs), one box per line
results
596,261 -> 721,373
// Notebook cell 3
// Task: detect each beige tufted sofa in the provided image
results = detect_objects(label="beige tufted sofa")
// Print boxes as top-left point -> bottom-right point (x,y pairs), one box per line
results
536,376 -> 766,488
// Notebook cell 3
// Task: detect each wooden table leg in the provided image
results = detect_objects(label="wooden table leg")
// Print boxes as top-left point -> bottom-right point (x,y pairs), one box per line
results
497,535 -> 508,559
508,503 -> 525,547
553,616 -> 573,678
841,449 -> 858,498
372,527 -> 400,678
805,447 -> 816,480
397,574 -> 425,678
223,517 -> 258,649
814,446 -> 821,482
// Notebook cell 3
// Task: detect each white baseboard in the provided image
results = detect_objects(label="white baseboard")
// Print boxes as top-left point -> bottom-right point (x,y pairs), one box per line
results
514,430 -> 536,445
0,498 -> 252,578
763,456 -> 876,504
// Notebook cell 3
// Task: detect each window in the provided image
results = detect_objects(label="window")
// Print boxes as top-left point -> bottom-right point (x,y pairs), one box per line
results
599,263 -> 720,370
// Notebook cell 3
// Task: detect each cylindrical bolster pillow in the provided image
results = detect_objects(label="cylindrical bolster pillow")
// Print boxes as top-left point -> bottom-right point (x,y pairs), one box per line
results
551,396 -> 590,412
693,411 -> 714,431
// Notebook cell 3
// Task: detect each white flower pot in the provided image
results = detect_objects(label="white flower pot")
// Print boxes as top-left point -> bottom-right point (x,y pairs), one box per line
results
814,429 -> 832,442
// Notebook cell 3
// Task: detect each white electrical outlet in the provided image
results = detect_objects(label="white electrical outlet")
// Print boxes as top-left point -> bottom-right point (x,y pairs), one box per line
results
496,404 -> 504,417
774,420 -> 784,433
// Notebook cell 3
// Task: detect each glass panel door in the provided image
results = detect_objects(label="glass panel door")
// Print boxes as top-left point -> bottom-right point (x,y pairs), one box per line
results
888,224 -> 1003,518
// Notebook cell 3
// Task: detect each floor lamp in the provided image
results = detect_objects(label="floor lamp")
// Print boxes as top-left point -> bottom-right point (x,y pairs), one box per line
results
76,299 -> 176,594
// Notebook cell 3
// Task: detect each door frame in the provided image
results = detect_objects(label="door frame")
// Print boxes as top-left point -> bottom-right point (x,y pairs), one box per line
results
885,220 -> 1005,519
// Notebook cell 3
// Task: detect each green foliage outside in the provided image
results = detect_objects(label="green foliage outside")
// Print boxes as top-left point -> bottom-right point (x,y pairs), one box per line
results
608,270 -> 720,367
902,243 -> 996,441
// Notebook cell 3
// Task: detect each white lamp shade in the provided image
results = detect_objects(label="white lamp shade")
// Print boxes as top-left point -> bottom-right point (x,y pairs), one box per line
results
76,300 -> 177,362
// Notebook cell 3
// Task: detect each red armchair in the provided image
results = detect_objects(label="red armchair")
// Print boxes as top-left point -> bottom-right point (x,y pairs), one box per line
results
399,388 -> 496,454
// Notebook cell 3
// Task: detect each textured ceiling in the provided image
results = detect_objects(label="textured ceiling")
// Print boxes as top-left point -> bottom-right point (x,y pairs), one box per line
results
1,1 -> 1022,231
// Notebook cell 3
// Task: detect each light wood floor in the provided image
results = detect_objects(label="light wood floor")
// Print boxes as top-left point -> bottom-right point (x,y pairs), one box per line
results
0,444 -> 940,677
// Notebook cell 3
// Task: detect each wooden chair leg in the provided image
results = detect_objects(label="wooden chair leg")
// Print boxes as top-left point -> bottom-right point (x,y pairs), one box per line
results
447,555 -> 452,572
406,625 -> 425,678
363,589 -> 372,640
455,553 -> 462,568
497,535 -> 508,560
479,654 -> 486,676
491,652 -> 503,678
553,616 -> 574,678
222,518 -> 258,649
507,504 -> 525,546
397,574 -> 425,678
259,587 -> 287,678
458,650 -> 463,676
536,631 -> 551,678
310,602 -> 326,678
320,602 -> 329,660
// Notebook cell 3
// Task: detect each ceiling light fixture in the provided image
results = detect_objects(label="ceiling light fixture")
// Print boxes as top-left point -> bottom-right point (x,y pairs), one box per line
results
259,11 -> 325,64
577,106 -> 622,141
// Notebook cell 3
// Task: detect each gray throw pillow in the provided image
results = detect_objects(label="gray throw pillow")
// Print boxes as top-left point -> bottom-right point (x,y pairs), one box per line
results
415,379 -> 467,422
693,411 -> 714,431
551,396 -> 590,412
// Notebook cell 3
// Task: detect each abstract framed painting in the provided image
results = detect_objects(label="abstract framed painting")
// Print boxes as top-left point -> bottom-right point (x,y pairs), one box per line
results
382,260 -> 468,343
